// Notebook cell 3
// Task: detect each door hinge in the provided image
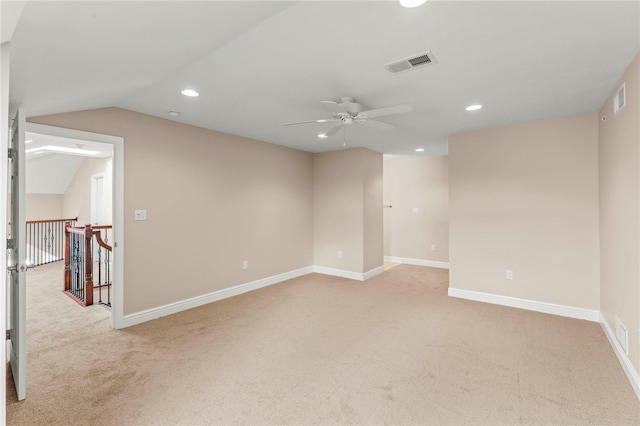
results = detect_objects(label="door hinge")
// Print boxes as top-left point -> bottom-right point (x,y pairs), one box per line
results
7,147 -> 15,160
6,330 -> 10,341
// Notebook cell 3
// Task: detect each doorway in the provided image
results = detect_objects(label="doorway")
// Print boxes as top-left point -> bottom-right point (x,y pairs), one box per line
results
25,123 -> 124,329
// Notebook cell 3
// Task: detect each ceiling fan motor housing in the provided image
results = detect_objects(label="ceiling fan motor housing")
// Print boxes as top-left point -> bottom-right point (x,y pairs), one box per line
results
340,97 -> 362,114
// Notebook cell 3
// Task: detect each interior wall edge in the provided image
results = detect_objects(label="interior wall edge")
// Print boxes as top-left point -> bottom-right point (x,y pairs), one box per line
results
312,265 -> 385,282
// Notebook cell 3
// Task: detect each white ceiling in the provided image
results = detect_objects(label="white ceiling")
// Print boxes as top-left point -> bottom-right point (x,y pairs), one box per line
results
7,1 -> 640,156
25,132 -> 113,194
25,153 -> 85,194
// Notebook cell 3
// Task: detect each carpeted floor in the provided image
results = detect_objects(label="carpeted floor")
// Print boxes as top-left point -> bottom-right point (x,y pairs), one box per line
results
6,261 -> 640,425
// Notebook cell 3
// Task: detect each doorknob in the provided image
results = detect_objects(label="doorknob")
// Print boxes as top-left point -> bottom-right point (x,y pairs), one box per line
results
7,262 -> 34,273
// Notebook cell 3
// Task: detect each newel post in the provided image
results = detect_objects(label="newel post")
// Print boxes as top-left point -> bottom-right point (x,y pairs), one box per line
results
84,224 -> 94,306
64,222 -> 71,292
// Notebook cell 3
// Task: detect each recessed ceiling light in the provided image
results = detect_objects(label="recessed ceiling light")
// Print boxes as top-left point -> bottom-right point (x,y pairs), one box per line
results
181,89 -> 199,97
415,148 -> 425,152
465,104 -> 483,111
318,133 -> 328,139
26,145 -> 100,156
399,0 -> 428,8
168,110 -> 181,116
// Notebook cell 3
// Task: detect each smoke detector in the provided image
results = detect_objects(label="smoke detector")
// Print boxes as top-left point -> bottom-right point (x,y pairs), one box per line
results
384,51 -> 437,74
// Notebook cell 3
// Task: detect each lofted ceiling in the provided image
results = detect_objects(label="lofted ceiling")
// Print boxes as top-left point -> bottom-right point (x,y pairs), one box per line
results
6,1 -> 640,156
24,132 -> 113,194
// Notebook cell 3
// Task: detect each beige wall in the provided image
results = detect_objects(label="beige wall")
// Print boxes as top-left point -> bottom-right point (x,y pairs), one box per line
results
25,193 -> 63,221
314,148 -> 383,274
449,114 -> 600,309
31,108 -> 315,315
599,53 -> 640,373
383,156 -> 449,263
362,150 -> 383,272
63,157 -> 112,226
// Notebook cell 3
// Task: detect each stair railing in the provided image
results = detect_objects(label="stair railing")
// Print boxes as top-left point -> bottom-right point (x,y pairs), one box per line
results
26,218 -> 77,267
64,223 -> 112,307
92,225 -> 112,307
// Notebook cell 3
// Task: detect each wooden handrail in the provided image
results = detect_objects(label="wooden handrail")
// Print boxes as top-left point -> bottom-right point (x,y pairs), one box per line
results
26,217 -> 77,225
93,230 -> 112,252
66,226 -> 86,235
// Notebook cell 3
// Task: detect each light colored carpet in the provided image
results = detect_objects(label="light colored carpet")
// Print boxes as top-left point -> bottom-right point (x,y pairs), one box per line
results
7,261 -> 640,425
384,261 -> 401,271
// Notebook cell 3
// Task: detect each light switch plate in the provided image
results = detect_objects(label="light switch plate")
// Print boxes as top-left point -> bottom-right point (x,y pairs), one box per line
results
134,209 -> 147,221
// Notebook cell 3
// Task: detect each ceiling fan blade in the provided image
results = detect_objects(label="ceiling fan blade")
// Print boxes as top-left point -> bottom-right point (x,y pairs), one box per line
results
282,119 -> 338,126
361,104 -> 412,119
320,100 -> 346,114
324,123 -> 344,137
361,119 -> 396,131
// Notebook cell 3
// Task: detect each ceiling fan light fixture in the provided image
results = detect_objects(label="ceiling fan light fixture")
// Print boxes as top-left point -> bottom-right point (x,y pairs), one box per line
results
415,148 -> 425,152
181,89 -> 199,97
399,0 -> 428,8
465,104 -> 483,111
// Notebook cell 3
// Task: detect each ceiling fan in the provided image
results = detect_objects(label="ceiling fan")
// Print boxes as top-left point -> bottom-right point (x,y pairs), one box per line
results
283,97 -> 412,138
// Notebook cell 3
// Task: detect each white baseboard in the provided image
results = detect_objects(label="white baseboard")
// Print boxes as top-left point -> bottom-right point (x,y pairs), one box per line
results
313,265 -> 385,281
599,313 -> 640,400
121,264 -> 387,328
384,256 -> 449,269
363,266 -> 385,280
121,266 -> 314,328
447,287 -> 600,322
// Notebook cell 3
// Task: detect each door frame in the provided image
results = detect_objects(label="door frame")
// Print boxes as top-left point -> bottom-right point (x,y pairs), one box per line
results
25,122 -> 125,330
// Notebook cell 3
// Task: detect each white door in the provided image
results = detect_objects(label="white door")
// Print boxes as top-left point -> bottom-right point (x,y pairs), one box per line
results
7,108 -> 27,400
91,173 -> 105,226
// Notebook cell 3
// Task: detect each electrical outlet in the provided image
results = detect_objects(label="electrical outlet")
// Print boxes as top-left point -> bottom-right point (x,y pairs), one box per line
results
505,270 -> 513,280
337,250 -> 342,259
242,260 -> 248,270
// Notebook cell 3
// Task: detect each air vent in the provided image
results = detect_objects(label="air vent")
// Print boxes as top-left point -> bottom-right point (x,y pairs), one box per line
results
385,51 -> 437,75
614,83 -> 626,115
615,317 -> 629,355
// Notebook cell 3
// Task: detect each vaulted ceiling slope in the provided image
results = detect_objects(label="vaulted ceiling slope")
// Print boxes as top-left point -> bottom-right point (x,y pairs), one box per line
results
8,1 -> 640,156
